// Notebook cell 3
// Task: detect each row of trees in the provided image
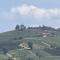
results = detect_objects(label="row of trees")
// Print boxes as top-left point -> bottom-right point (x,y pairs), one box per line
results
15,24 -> 26,31
15,24 -> 57,31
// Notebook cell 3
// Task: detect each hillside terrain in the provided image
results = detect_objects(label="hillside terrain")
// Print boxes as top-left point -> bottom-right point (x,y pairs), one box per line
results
0,27 -> 60,60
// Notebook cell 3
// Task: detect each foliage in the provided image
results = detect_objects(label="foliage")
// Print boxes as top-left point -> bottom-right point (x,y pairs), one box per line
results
15,24 -> 20,31
28,41 -> 33,49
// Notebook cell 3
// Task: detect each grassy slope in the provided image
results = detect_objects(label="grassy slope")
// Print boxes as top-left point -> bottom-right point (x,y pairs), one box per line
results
0,30 -> 60,60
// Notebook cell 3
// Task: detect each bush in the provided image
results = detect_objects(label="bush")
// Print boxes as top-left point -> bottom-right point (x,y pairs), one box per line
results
19,37 -> 23,40
26,57 -> 34,60
15,24 -> 20,31
14,37 -> 17,40
28,41 -> 33,49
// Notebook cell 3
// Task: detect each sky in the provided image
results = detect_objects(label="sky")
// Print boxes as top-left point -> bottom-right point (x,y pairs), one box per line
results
0,0 -> 60,32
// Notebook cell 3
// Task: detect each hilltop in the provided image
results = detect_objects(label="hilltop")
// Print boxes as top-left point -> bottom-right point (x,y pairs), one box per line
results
0,25 -> 60,60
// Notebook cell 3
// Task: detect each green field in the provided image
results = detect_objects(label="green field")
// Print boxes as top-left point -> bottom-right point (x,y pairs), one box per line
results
0,30 -> 60,60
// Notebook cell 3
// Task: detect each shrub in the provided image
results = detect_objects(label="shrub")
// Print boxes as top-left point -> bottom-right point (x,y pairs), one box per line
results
19,37 -> 23,40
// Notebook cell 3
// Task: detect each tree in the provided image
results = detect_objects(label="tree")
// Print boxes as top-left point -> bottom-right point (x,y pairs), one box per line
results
28,41 -> 33,49
26,57 -> 33,60
15,24 -> 20,31
20,24 -> 26,31
2,48 -> 8,54
14,37 -> 17,40
19,36 -> 23,40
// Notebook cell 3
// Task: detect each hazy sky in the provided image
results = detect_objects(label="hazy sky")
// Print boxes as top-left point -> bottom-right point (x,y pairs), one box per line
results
0,0 -> 60,32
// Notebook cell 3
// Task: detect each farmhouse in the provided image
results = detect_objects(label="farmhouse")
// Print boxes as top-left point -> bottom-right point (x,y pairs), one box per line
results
19,42 -> 31,50
42,32 -> 50,37
41,31 -> 56,37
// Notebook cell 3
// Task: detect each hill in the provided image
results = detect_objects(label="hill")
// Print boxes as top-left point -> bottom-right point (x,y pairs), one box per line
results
0,28 -> 60,60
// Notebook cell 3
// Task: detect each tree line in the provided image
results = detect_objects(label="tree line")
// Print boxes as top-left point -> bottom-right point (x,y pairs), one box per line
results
15,24 -> 60,31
